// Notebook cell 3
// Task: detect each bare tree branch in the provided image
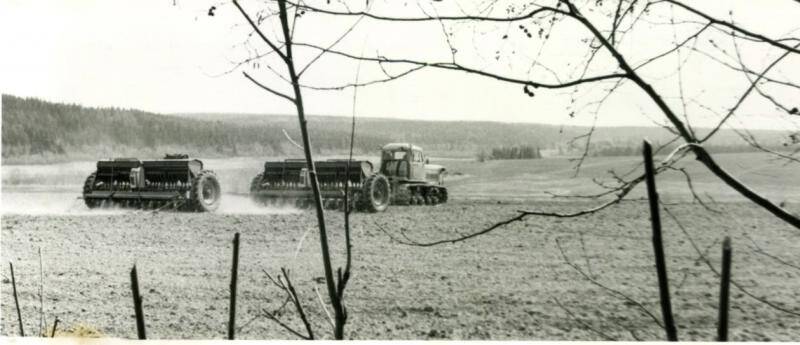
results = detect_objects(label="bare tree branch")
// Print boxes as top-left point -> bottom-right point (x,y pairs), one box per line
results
664,166 -> 721,213
553,297 -> 618,340
284,0 -> 568,22
243,71 -> 297,104
260,268 -> 315,340
298,66 -> 426,91
555,237 -> 666,329
563,0 -> 800,229
660,0 -> 800,55
313,285 -> 335,329
742,232 -> 800,272
700,41 -> 800,142
662,205 -> 800,317
293,42 -> 627,88
296,7 -> 368,77
234,0 -> 353,338
689,46 -> 800,91
232,0 -> 289,63
629,23 -> 710,71
382,143 -> 694,247
282,128 -> 305,151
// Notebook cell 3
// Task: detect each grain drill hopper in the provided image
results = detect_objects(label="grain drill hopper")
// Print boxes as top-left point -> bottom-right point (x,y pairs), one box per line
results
82,154 -> 221,212
249,159 -> 376,210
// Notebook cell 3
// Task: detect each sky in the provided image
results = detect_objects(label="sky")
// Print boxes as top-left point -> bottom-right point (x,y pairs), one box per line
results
1,0 -> 799,130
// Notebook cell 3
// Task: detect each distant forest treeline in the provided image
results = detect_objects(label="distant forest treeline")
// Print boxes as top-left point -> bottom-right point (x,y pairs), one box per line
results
1,95 -> 791,163
1,95 -> 389,162
478,146 -> 543,161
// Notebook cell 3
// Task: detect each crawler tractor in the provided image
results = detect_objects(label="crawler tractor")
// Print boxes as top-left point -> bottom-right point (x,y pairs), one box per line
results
250,143 -> 447,212
82,154 -> 221,212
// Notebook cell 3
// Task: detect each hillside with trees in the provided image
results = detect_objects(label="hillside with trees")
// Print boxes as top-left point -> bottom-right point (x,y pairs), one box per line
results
1,95 -> 386,162
1,95 -> 791,163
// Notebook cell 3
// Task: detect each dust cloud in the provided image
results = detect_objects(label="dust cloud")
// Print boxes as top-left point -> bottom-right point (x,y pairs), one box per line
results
216,193 -> 299,215
0,192 -> 299,215
0,192 -> 123,215
1,159 -> 301,215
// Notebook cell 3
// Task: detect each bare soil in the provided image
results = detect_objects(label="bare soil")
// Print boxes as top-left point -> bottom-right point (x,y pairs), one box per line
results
2,199 -> 799,340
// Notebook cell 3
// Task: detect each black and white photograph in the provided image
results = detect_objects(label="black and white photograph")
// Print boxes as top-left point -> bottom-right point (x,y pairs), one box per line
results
1,0 -> 799,341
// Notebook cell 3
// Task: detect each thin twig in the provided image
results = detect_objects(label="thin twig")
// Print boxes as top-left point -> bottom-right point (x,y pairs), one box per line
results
743,232 -> 800,271
243,71 -> 296,104
556,237 -> 665,329
314,285 -> 335,329
281,268 -> 315,339
38,248 -> 44,337
553,297 -> 618,341
262,309 -> 312,340
661,0 -> 800,55
284,0 -> 568,22
662,205 -> 800,317
231,0 -> 289,62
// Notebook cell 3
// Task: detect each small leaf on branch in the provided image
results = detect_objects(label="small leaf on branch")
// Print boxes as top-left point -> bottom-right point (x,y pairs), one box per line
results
523,85 -> 535,97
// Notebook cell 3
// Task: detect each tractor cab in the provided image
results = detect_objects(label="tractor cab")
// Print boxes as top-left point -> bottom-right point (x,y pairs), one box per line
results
379,143 -> 445,185
380,143 -> 424,182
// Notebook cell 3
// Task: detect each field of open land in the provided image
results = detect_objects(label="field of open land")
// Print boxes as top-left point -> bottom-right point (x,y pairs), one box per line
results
2,153 -> 799,340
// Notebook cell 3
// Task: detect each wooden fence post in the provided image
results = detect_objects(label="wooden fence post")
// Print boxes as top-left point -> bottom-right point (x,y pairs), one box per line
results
718,237 -> 732,341
228,233 -> 240,340
10,262 -> 25,337
130,265 -> 146,339
50,317 -> 59,337
643,140 -> 678,341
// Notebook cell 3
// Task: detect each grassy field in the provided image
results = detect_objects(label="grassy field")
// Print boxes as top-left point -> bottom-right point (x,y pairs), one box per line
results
441,152 -> 800,204
1,152 -> 799,340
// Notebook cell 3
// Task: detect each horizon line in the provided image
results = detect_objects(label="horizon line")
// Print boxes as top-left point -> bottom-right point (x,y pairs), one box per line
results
2,93 -> 789,132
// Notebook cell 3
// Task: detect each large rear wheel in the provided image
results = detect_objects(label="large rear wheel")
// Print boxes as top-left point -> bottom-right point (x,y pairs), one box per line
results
250,172 -> 264,204
82,172 -> 99,209
250,173 -> 263,193
360,174 -> 390,212
191,170 -> 221,212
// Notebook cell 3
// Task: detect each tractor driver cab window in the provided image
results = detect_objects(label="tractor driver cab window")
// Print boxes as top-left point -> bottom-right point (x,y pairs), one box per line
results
383,151 -> 405,160
393,151 -> 407,160
412,150 -> 423,162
